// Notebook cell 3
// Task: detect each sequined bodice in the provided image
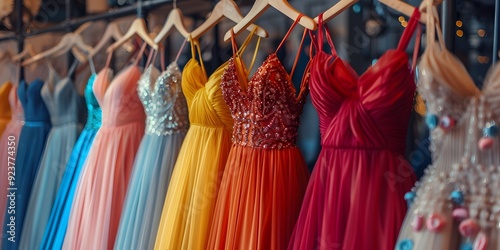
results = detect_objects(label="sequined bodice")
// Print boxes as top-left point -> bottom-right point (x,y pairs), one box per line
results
138,63 -> 189,135
221,54 -> 309,149
41,73 -> 85,127
84,74 -> 102,130
18,79 -> 50,123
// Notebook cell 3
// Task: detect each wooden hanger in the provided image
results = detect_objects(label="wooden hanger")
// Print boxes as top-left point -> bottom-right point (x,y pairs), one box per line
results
154,8 -> 190,44
107,18 -> 158,53
189,0 -> 268,40
223,0 -> 317,41
11,43 -> 36,62
315,0 -> 359,23
378,0 -> 443,23
89,21 -> 133,58
74,21 -> 94,34
22,33 -> 92,66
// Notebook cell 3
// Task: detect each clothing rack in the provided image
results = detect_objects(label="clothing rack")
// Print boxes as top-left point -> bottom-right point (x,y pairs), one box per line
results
1,0 -> 198,81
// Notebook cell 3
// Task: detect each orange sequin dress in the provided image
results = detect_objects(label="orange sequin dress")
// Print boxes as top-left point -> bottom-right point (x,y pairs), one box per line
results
208,18 -> 310,249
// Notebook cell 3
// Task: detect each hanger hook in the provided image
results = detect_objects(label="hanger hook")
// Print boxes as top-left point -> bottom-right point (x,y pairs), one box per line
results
173,0 -> 177,9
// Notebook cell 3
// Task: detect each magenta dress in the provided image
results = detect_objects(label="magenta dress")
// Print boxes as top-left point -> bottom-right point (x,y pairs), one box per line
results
63,56 -> 145,249
0,84 -> 23,248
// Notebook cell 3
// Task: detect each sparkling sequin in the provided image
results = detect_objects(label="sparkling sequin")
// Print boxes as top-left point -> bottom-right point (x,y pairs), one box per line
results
137,62 -> 189,135
221,54 -> 309,149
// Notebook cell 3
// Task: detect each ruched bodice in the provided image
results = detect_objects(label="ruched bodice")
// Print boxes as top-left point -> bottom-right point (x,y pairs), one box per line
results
93,65 -> 145,127
84,74 -> 102,130
182,57 -> 232,129
41,70 -> 85,126
311,50 -> 416,154
19,79 -> 50,123
288,11 -> 421,250
138,63 -> 188,135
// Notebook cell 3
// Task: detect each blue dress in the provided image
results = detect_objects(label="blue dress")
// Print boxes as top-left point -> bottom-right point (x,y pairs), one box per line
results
1,79 -> 51,250
40,74 -> 101,250
19,70 -> 85,249
114,62 -> 188,250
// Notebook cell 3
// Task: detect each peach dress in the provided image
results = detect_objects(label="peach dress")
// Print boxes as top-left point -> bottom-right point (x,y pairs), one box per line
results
63,49 -> 146,250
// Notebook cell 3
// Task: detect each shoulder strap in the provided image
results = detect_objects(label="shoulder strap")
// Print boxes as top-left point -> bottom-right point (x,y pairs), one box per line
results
316,13 -> 338,57
133,42 -> 149,66
189,39 -> 206,76
173,37 -> 188,66
230,27 -> 261,76
397,8 -> 421,51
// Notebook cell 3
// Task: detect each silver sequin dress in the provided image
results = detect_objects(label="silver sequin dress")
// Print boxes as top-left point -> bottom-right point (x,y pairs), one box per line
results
114,62 -> 189,250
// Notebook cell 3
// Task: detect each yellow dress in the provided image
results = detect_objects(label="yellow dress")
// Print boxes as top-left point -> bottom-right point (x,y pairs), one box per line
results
0,82 -> 13,135
154,33 -> 257,250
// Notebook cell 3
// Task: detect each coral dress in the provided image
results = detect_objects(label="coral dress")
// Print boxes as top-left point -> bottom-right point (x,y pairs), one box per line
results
41,74 -> 101,250
115,49 -> 188,250
154,37 -> 244,250
396,5 -> 500,250
63,50 -> 146,250
288,10 -> 421,250
208,18 -> 310,250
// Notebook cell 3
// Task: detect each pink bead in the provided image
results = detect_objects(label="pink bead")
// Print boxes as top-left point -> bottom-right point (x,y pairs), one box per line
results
459,219 -> 480,237
426,213 -> 446,232
439,115 -> 456,130
412,215 -> 424,232
474,232 -> 488,250
452,208 -> 469,221
478,137 -> 494,150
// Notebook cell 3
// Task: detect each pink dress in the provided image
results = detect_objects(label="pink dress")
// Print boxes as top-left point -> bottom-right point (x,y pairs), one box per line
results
0,84 -> 23,248
288,10 -> 421,250
63,55 -> 145,249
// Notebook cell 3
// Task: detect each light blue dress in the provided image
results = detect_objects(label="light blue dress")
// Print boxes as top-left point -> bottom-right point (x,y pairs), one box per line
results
18,68 -> 85,250
114,62 -> 188,250
40,74 -> 101,250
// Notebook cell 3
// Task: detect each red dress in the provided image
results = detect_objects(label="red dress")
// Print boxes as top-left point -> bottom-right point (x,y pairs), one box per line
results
288,10 -> 421,250
208,17 -> 310,249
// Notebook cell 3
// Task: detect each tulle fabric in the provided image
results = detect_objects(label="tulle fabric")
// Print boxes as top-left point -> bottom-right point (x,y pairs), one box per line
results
19,73 -> 84,249
114,61 -> 188,250
209,146 -> 309,249
288,12 -> 419,250
2,79 -> 51,250
63,66 -> 145,250
114,133 -> 186,250
40,74 -> 101,250
0,84 -> 22,249
154,41 -> 233,250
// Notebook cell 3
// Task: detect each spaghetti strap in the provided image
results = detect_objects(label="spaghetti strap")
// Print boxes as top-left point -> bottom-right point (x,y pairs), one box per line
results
133,42 -> 149,66
276,14 -> 304,53
290,28 -> 308,78
397,8 -> 421,51
67,58 -> 80,78
173,38 -> 188,65
145,47 -> 157,69
316,13 -> 338,57
88,57 -> 97,75
190,39 -> 206,77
